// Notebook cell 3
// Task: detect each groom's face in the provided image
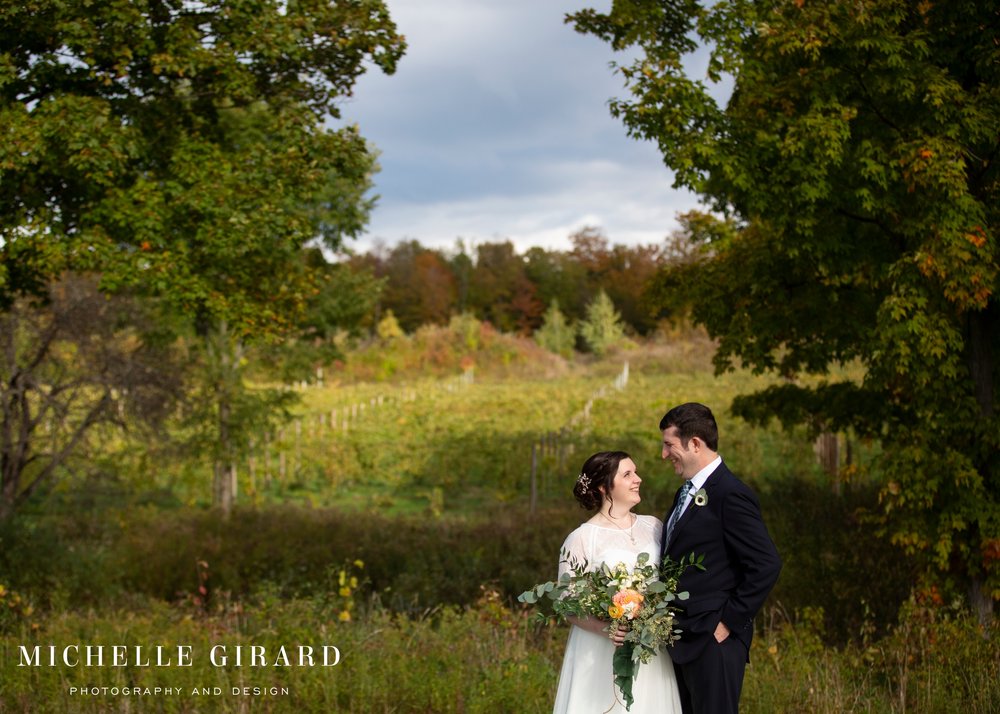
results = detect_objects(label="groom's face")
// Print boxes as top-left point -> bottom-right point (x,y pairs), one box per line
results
661,427 -> 699,479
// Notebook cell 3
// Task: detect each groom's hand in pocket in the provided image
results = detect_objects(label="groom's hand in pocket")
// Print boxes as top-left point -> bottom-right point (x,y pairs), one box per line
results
714,621 -> 731,643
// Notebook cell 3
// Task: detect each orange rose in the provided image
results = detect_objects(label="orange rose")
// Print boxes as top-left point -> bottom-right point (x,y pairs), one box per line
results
612,589 -> 644,619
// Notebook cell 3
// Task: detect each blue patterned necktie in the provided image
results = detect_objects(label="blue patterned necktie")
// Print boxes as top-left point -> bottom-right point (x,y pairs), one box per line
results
665,481 -> 694,543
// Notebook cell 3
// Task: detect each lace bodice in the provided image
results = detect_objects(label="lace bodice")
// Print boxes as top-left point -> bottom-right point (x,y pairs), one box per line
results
557,515 -> 664,580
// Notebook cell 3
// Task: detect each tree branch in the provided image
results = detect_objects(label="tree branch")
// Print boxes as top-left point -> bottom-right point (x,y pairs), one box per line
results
15,392 -> 113,508
833,207 -> 908,254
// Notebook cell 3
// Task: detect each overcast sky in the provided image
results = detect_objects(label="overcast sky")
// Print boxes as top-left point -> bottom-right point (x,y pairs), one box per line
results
335,0 -> 708,255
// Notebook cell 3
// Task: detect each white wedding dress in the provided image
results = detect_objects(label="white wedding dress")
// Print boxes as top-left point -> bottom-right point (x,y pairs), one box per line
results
552,515 -> 683,714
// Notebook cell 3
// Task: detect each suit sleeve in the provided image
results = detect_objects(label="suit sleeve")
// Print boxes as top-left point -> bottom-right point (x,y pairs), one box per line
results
719,487 -> 782,634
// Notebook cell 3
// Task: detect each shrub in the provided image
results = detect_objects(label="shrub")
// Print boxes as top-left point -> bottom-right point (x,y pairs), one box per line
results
535,301 -> 576,357
107,505 -> 576,610
580,290 -> 626,356
758,476 -> 917,644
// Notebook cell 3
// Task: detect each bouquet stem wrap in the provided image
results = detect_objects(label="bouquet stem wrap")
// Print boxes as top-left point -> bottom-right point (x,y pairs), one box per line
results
612,641 -> 640,710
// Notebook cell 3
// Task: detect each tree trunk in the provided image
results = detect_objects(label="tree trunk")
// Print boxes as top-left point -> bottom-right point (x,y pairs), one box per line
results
210,323 -> 236,518
213,460 -> 233,517
969,573 -> 995,630
0,486 -> 15,522
0,366 -> 29,523
814,432 -> 841,493
0,424 -> 21,522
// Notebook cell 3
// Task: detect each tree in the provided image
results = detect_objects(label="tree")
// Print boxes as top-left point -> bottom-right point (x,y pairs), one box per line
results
179,318 -> 302,515
535,300 -> 576,357
469,241 -> 543,333
568,227 -> 664,334
570,1 -> 1000,617
569,227 -> 614,319
0,0 -> 405,515
256,250 -> 386,382
303,256 -> 385,340
644,211 -> 735,324
376,310 -> 405,342
1,275 -> 179,520
0,1 -> 404,323
450,240 -> 474,315
377,241 -> 457,331
580,290 -> 626,356
603,244 -> 664,335
524,246 -> 588,323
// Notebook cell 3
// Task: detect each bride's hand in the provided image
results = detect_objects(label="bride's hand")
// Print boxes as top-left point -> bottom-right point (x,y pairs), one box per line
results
611,622 -> 629,647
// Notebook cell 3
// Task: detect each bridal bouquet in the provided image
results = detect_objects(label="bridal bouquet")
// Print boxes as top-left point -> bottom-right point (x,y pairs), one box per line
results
519,551 -> 704,710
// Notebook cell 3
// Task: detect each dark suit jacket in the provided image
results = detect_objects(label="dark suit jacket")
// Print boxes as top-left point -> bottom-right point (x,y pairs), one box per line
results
661,461 -> 781,665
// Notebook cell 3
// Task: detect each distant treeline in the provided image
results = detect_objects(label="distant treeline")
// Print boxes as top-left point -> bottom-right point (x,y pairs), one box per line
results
331,226 -> 678,336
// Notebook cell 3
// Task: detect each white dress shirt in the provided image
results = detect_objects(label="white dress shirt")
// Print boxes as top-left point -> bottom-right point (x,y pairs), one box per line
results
677,455 -> 722,518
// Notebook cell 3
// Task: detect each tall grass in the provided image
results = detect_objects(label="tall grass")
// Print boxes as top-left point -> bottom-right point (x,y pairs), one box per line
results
0,588 -> 562,713
3,590 -> 997,713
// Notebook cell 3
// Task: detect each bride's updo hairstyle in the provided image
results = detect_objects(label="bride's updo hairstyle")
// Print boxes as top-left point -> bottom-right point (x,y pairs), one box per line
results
573,450 -> 630,511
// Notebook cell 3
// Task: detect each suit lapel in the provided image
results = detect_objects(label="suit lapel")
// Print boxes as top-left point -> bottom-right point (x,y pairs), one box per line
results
667,463 -> 726,550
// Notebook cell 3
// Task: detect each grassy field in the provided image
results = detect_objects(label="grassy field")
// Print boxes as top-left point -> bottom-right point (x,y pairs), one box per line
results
1,335 -> 997,712
168,340 -> 836,516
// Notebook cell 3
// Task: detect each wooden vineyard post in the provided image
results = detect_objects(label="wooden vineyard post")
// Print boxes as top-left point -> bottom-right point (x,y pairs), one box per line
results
294,419 -> 302,476
558,428 -> 567,475
263,434 -> 271,487
248,439 -> 256,493
530,442 -> 538,514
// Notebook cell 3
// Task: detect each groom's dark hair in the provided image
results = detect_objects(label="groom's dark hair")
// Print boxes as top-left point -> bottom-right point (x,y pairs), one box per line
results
659,402 -> 719,451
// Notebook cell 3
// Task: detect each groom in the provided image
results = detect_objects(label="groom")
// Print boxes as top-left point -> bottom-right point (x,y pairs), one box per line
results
659,403 -> 781,714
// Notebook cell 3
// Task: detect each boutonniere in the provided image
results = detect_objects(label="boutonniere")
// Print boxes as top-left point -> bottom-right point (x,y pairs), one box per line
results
693,488 -> 708,507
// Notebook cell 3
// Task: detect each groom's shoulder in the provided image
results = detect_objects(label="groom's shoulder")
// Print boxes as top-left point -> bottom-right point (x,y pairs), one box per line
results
714,462 -> 758,497
713,460 -> 738,484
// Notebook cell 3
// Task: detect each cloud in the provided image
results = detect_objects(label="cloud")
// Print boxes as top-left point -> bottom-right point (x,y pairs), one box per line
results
337,0 -> 705,253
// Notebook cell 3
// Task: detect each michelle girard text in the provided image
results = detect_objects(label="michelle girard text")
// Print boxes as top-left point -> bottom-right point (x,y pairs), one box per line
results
17,644 -> 342,668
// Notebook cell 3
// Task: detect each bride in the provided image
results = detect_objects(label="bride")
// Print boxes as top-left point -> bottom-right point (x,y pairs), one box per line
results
552,451 -> 682,714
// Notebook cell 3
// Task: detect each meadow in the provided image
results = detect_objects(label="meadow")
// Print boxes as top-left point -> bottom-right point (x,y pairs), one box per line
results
1,328 -> 998,712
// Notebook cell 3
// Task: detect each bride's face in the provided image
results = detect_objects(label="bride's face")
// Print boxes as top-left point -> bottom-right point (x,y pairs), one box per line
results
605,457 -> 641,510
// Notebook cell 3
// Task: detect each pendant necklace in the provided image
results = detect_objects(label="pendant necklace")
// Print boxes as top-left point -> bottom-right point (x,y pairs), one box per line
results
602,511 -> 636,545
